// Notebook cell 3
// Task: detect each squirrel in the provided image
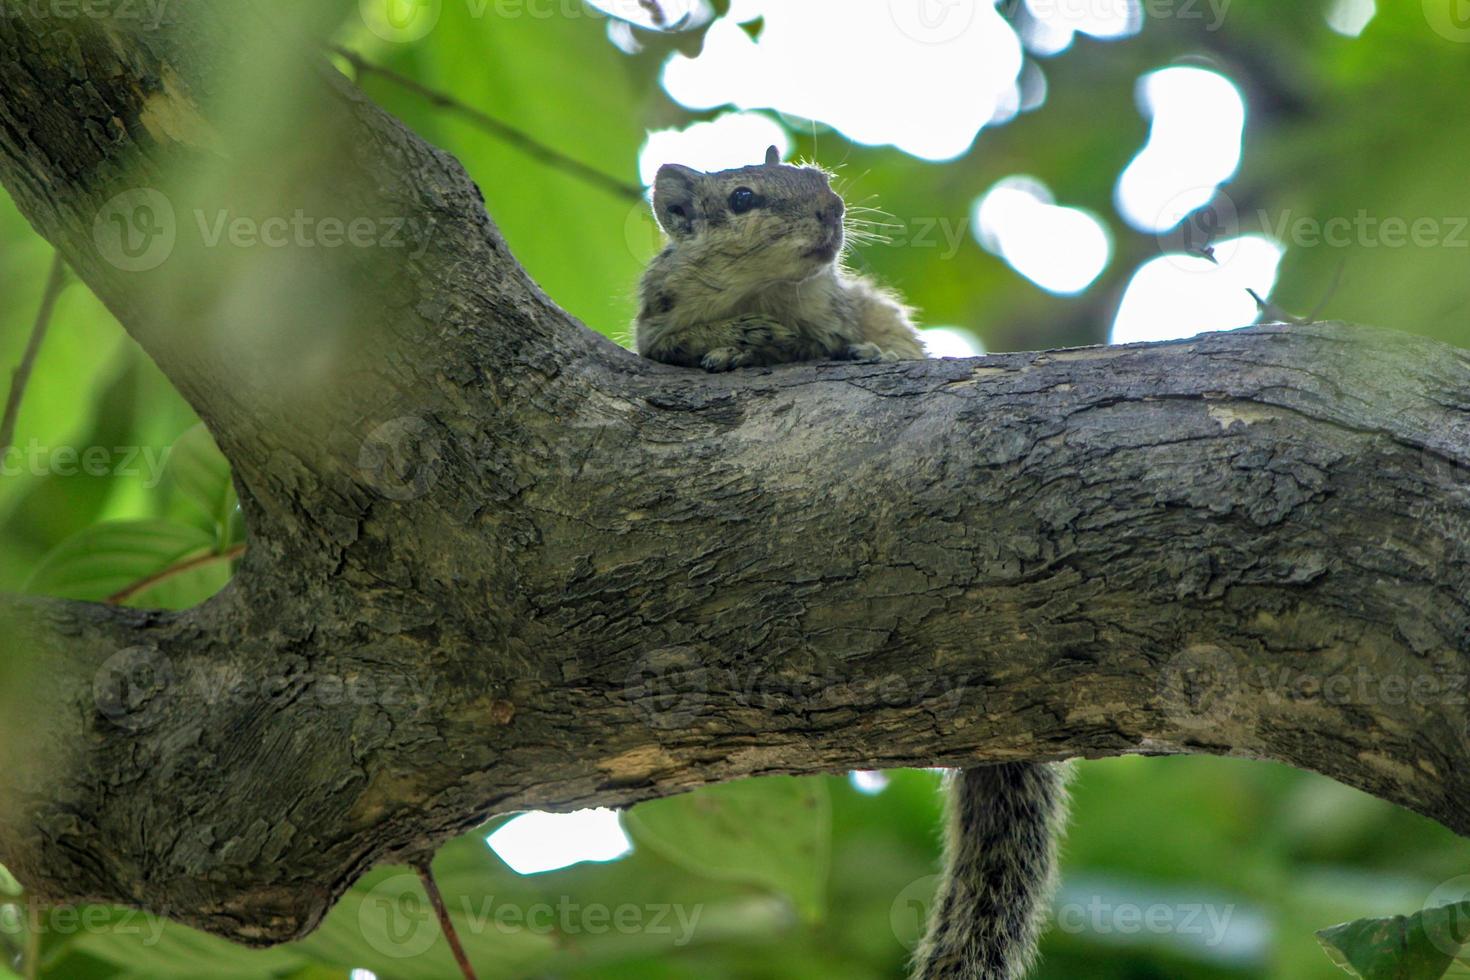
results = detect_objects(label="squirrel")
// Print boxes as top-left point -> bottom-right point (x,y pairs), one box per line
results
634,146 -> 1071,980
635,144 -> 925,369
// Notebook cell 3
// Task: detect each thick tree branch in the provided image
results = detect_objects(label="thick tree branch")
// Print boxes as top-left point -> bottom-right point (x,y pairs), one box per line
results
0,3 -> 1467,952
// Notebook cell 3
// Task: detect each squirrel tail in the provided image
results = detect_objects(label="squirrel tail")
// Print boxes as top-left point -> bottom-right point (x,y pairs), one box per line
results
913,763 -> 1070,980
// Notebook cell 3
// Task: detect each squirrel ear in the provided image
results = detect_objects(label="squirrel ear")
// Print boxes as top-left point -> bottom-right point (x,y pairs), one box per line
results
652,164 -> 699,237
764,145 -> 780,166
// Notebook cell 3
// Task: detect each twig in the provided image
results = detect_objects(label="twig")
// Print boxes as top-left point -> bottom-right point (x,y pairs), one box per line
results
0,892 -> 21,970
22,904 -> 38,980
1306,256 -> 1347,321
414,860 -> 479,980
638,0 -> 668,27
1,252 -> 67,459
329,46 -> 645,203
0,934 -> 17,974
1246,287 -> 1304,324
105,543 -> 247,606
1248,257 -> 1348,326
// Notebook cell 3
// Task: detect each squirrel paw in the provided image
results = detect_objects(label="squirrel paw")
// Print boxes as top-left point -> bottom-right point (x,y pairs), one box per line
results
843,342 -> 902,363
701,347 -> 756,372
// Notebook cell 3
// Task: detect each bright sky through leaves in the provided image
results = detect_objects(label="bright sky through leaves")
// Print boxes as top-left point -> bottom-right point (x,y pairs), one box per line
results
487,808 -> 633,875
661,0 -> 1023,161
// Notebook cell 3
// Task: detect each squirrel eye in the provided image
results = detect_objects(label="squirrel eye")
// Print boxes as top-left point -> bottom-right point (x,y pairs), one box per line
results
729,187 -> 757,214
668,204 -> 688,219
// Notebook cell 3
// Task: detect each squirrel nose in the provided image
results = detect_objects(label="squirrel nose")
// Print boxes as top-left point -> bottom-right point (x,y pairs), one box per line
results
817,195 -> 844,227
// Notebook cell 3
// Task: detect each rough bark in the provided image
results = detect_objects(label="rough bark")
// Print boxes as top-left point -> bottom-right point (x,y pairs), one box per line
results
0,3 -> 1468,947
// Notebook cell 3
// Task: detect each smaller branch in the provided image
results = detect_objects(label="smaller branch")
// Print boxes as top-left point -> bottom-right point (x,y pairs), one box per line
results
104,543 -> 247,606
631,0 -> 694,30
329,46 -> 645,203
637,0 -> 669,27
0,893 -> 19,971
21,909 -> 38,980
0,252 -> 67,458
1249,257 -> 1348,325
1247,287 -> 1303,325
1307,257 -> 1348,321
414,862 -> 479,980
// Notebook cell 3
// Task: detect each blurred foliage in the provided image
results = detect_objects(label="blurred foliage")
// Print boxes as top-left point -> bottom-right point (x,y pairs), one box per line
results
2,0 -> 1470,978
624,776 -> 832,924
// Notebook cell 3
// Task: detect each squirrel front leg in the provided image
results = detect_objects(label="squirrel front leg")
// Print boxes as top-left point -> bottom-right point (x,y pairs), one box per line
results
643,314 -> 818,372
842,342 -> 907,362
839,284 -> 926,363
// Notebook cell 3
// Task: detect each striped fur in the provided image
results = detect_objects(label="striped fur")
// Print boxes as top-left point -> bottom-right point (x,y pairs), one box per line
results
914,764 -> 1071,979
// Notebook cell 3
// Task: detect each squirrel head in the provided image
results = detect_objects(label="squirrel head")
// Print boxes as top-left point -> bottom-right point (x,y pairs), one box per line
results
651,146 -> 846,285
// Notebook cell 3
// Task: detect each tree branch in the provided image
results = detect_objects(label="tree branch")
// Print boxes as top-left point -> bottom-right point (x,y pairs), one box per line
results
0,5 -> 1466,954
416,861 -> 480,980
329,45 -> 646,203
0,252 -> 66,457
103,543 -> 247,606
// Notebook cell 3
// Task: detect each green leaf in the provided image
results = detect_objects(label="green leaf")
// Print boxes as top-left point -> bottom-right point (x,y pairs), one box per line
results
737,16 -> 763,40
23,519 -> 223,608
72,908 -> 308,979
1317,901 -> 1470,979
280,968 -> 352,980
339,5 -> 648,341
166,423 -> 240,546
292,864 -> 554,980
0,358 -> 140,560
624,776 -> 831,923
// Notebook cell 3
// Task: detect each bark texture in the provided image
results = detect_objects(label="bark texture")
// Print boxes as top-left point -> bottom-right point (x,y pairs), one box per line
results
0,3 -> 1468,947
